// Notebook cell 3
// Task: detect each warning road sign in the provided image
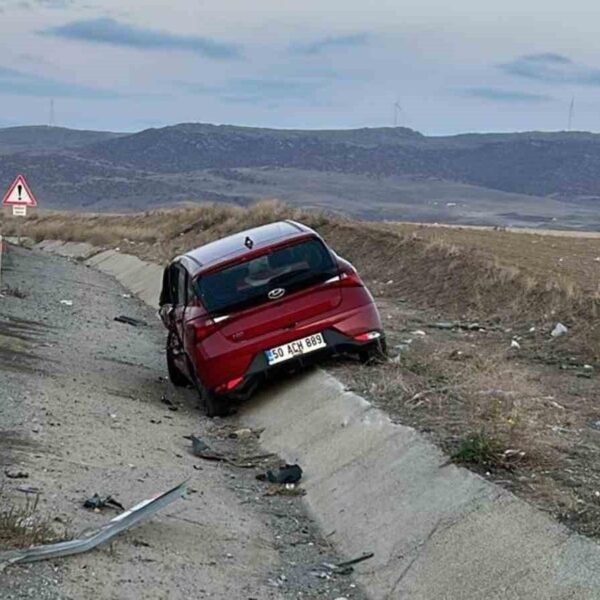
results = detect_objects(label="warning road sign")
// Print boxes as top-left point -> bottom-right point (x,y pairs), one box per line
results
2,175 -> 38,207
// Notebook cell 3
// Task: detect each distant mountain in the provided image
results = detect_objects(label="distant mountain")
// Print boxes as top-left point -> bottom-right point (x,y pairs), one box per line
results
0,126 -> 123,155
2,123 -> 600,229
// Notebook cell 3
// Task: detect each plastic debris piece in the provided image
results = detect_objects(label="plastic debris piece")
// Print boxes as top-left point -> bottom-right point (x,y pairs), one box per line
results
114,315 -> 147,327
551,323 -> 568,338
83,493 -> 125,512
265,464 -> 303,484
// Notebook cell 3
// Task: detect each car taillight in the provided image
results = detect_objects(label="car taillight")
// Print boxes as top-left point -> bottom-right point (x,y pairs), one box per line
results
216,376 -> 244,393
338,269 -> 362,287
193,318 -> 219,343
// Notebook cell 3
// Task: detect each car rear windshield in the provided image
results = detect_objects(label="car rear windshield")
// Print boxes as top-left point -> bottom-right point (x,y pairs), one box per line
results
195,238 -> 338,315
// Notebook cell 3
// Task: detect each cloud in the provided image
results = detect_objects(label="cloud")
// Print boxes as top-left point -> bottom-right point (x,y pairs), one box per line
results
34,0 -> 74,7
0,66 -> 117,98
42,18 -> 242,59
462,87 -> 552,103
290,33 -> 370,55
180,78 -> 323,103
4,0 -> 74,8
499,53 -> 600,86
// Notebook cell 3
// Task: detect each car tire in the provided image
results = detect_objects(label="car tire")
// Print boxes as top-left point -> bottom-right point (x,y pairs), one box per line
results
184,356 -> 230,418
166,334 -> 189,387
203,390 -> 230,418
359,338 -> 388,364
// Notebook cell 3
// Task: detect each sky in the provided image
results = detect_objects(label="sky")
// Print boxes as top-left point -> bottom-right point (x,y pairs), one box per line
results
1,0 -> 600,134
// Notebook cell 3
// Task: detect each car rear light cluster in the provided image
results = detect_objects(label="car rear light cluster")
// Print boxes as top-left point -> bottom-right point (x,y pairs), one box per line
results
193,314 -> 229,343
193,318 -> 219,343
216,376 -> 244,393
327,269 -> 362,287
354,330 -> 381,342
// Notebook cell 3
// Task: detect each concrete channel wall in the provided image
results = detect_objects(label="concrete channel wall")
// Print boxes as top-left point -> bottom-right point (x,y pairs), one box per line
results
18,239 -> 600,599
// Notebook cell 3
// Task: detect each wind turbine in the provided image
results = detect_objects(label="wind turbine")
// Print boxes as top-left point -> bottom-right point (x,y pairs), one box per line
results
567,96 -> 575,131
393,101 -> 403,127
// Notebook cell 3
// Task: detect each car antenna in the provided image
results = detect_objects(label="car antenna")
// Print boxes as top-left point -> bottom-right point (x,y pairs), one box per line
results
244,236 -> 254,249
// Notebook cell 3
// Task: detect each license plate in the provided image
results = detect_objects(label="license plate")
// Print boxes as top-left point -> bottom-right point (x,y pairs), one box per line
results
265,332 -> 326,365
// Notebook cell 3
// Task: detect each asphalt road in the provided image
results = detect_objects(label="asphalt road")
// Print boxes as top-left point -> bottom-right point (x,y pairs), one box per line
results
0,244 -> 366,600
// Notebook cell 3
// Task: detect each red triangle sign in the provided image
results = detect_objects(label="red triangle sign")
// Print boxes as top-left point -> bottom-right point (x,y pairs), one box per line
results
2,175 -> 38,207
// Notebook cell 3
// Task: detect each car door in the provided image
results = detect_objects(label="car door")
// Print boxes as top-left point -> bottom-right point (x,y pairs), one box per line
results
171,262 -> 188,348
163,262 -> 188,374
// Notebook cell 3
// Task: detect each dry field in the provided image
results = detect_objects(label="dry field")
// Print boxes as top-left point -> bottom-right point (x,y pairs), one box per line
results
4,201 -> 600,537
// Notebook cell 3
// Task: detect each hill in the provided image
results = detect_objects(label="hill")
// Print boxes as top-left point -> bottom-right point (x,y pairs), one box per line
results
0,125 -> 123,155
2,123 -> 600,228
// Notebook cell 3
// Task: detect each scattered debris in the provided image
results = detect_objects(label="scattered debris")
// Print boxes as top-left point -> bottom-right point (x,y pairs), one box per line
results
160,395 -> 178,411
323,552 -> 375,575
83,494 -> 125,512
393,343 -> 411,355
4,470 -> 29,479
16,485 -> 41,495
186,435 -> 268,468
411,330 -> 426,337
264,484 -> 306,497
187,434 -> 211,455
430,321 -> 456,330
429,321 -> 484,332
510,339 -> 521,350
258,464 -> 303,485
2,286 -> 28,299
0,481 -> 187,569
59,300 -> 73,307
114,315 -> 147,327
551,322 -> 568,338
448,349 -> 473,361
228,428 -> 255,440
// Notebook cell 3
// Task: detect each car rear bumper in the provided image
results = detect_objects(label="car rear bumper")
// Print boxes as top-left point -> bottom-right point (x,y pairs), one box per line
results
220,328 -> 386,401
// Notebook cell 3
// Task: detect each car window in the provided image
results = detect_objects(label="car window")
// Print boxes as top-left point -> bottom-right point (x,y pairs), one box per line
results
195,238 -> 337,315
169,265 -> 180,305
177,266 -> 188,306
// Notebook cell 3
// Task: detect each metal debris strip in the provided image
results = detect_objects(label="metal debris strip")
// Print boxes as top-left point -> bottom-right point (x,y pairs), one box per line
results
114,315 -> 147,327
0,480 -> 187,570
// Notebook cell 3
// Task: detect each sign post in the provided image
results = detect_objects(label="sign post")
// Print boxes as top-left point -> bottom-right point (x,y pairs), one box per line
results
2,174 -> 38,210
1,174 -> 39,275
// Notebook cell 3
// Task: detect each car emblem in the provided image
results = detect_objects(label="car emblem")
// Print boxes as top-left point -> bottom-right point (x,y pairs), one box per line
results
268,288 -> 285,300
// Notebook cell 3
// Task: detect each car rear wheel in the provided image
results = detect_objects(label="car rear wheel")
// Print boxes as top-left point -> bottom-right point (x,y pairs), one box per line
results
359,338 -> 387,364
166,333 -> 189,387
203,390 -> 230,418
184,356 -> 230,418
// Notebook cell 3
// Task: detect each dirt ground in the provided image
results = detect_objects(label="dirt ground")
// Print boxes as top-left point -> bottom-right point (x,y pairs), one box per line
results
0,244 -> 368,600
328,284 -> 600,539
379,221 -> 600,295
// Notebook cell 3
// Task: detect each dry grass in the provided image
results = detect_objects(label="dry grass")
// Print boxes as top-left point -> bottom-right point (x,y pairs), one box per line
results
3,200 -> 600,357
0,491 -> 65,549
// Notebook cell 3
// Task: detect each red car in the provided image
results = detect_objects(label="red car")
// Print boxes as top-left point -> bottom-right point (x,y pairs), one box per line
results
159,220 -> 385,416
